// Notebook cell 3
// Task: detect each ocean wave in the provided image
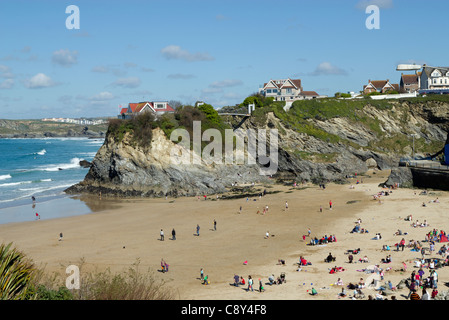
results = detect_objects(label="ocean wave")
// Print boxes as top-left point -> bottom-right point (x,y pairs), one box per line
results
39,158 -> 84,172
36,149 -> 46,155
0,182 -> 74,202
0,174 -> 12,181
0,181 -> 32,187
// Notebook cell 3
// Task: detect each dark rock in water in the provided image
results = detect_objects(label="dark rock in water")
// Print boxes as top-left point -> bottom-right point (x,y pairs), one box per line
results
79,159 -> 92,168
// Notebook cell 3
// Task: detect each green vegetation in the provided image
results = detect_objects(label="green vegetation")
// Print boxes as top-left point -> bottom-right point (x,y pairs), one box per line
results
236,93 -> 447,156
0,243 -> 36,300
108,104 -> 231,151
0,242 -> 175,300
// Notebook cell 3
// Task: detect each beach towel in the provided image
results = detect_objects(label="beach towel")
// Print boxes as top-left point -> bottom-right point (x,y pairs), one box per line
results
440,235 -> 448,243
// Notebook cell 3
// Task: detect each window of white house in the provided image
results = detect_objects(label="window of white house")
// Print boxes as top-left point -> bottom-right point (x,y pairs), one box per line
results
267,89 -> 272,93
272,89 -> 278,93
156,104 -> 165,109
286,88 -> 292,94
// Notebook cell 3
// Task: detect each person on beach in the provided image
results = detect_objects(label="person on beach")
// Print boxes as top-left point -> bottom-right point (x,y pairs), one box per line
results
265,231 -> 270,239
258,278 -> 264,292
160,229 -> 164,241
200,268 -> 204,280
59,232 -> 63,241
247,276 -> 253,292
233,274 -> 240,287
172,228 -> 176,240
285,201 -> 288,211
329,200 -> 332,210
214,219 -> 217,231
196,224 -> 200,236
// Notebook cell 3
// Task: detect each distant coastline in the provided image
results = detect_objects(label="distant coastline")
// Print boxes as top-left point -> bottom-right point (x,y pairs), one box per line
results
0,118 -> 108,139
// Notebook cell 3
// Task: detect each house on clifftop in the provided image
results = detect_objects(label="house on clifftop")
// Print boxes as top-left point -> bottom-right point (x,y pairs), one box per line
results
258,78 -> 325,110
119,101 -> 175,119
363,79 -> 399,94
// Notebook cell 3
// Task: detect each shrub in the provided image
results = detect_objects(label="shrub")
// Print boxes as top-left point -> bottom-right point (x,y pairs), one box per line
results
0,242 -> 36,300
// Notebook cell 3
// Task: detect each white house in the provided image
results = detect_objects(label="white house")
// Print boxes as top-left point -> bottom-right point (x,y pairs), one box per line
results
258,78 -> 324,109
420,65 -> 449,91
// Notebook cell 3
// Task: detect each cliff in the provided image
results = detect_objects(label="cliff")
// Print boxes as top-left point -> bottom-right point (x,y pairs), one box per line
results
66,97 -> 449,197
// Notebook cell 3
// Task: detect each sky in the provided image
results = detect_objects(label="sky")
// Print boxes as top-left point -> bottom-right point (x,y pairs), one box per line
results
0,0 -> 448,119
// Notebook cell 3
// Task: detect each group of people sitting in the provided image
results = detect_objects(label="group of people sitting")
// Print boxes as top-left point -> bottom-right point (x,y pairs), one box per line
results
308,234 -> 337,245
268,273 -> 286,285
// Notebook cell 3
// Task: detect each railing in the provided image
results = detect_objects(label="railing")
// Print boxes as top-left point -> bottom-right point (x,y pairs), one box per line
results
400,160 -> 449,171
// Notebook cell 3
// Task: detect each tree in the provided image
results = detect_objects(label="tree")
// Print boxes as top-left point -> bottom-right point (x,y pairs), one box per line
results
197,103 -> 220,124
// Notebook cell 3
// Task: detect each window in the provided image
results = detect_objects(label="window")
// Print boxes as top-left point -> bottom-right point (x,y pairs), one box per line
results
267,89 -> 272,93
272,89 -> 278,93
156,104 -> 165,109
286,88 -> 292,94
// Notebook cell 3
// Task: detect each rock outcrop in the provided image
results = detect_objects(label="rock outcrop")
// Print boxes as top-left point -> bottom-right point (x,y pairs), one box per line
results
66,99 -> 449,197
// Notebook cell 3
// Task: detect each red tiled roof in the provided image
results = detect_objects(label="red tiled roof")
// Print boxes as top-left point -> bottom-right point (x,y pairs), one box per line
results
128,103 -> 139,112
120,108 -> 128,114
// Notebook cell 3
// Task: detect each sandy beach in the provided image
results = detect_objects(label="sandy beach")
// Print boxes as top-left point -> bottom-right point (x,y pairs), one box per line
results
1,169 -> 448,300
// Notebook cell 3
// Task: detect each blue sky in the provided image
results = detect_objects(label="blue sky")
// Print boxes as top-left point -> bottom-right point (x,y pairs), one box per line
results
0,0 -> 448,119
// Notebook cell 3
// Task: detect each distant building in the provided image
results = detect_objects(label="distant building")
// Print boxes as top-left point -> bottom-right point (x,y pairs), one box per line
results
400,73 -> 420,93
363,79 -> 399,94
119,101 -> 175,119
258,78 -> 324,109
419,65 -> 449,91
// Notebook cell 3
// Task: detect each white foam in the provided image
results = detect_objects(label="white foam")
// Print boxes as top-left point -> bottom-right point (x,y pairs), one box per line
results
0,181 -> 32,187
0,174 -> 11,181
37,149 -> 46,155
40,158 -> 83,172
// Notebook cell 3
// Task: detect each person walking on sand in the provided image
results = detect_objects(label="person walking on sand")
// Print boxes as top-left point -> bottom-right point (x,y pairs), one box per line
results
59,232 -> 63,241
196,224 -> 200,236
200,268 -> 204,281
247,275 -> 253,292
214,219 -> 217,231
171,228 -> 176,240
160,229 -> 164,241
285,201 -> 289,211
259,278 -> 264,292
329,200 -> 333,210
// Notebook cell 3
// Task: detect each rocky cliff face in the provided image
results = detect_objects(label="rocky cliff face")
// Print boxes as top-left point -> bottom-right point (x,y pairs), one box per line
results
66,99 -> 449,197
65,128 -> 267,197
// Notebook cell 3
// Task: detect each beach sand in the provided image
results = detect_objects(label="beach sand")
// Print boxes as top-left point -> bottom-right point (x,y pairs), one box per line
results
1,169 -> 448,300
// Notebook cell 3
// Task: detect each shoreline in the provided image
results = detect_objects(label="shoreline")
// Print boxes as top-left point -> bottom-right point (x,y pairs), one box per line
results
1,169 -> 449,300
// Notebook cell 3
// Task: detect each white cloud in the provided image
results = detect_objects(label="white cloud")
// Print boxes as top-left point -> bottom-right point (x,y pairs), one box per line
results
111,77 -> 141,88
0,65 -> 14,79
91,65 -> 109,73
0,79 -> 14,89
89,91 -> 115,101
356,0 -> 393,9
309,62 -> 347,76
209,79 -> 243,88
52,49 -> 79,67
167,73 -> 196,79
161,45 -> 214,62
24,73 -> 56,89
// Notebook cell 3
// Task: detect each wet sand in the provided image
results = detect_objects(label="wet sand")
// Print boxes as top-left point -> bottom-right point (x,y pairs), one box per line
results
0,169 -> 448,300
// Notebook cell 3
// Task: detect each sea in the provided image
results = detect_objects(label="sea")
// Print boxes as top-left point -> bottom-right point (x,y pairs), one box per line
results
0,137 -> 104,224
